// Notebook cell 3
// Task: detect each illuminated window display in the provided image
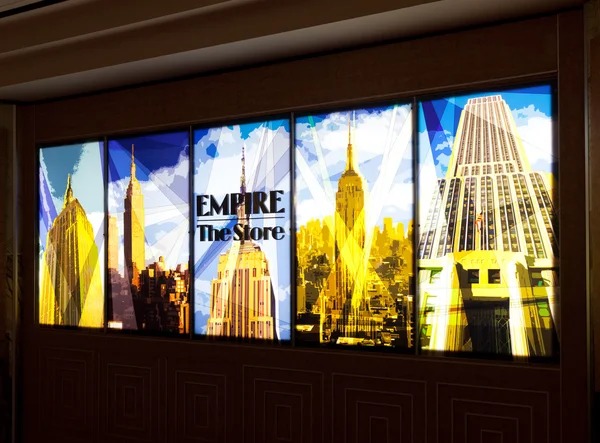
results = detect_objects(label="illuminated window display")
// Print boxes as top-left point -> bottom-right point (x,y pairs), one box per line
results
294,104 -> 415,350
38,142 -> 105,327
35,83 -> 560,362
417,85 -> 559,358
107,131 -> 190,334
193,119 -> 292,342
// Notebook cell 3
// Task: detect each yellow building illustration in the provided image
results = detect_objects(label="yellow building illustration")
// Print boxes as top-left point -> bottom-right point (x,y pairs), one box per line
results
418,95 -> 559,357
39,174 -> 104,327
206,145 -> 277,340
124,144 -> 145,287
108,215 -> 119,270
296,113 -> 415,348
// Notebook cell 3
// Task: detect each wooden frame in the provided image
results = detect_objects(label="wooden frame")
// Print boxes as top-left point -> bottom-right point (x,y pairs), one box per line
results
17,10 -> 587,442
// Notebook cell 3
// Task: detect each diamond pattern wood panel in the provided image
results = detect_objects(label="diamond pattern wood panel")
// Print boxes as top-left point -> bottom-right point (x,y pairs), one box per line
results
332,374 -> 426,443
100,357 -> 162,443
39,347 -> 96,443
243,366 -> 323,443
437,383 -> 550,443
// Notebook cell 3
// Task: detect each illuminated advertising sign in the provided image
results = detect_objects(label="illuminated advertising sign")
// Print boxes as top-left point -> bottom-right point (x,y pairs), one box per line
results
294,104 -> 415,350
193,119 -> 292,342
417,85 -> 559,359
35,83 -> 559,361
38,142 -> 105,327
107,131 -> 190,334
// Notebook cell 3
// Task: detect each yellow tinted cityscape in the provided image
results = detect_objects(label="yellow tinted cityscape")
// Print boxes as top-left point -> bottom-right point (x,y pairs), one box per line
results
296,115 -> 415,348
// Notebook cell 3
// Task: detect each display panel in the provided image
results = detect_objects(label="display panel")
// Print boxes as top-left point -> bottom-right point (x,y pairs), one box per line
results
38,142 -> 105,327
294,104 -> 415,349
193,119 -> 292,342
417,84 -> 559,359
107,132 -> 190,334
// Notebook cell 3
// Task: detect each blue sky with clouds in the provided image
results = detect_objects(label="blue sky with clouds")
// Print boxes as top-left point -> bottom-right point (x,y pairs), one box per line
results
108,131 -> 190,273
418,84 -> 555,179
295,104 -> 414,232
39,142 -> 105,251
39,141 -> 106,294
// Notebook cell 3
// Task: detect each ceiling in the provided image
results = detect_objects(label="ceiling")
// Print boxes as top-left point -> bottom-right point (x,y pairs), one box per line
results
0,0 -> 62,16
0,0 -> 40,12
0,0 -> 585,102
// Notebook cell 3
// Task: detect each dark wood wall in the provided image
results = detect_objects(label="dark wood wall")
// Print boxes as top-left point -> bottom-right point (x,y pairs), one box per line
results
17,10 -> 588,443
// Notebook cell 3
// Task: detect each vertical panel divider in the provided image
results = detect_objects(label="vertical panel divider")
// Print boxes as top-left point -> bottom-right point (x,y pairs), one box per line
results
189,126 -> 195,339
103,136 -> 109,334
290,113 -> 297,348
34,144 -> 39,329
11,105 -> 19,443
413,98 -> 420,356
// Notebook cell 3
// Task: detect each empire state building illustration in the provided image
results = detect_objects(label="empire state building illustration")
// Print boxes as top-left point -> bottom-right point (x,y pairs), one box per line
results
296,111 -> 415,348
418,95 -> 559,357
331,117 -> 372,335
39,174 -> 104,327
206,145 -> 277,340
108,144 -> 190,334
124,144 -> 145,287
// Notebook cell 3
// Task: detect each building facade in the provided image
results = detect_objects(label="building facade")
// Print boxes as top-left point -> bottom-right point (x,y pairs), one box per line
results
124,145 -> 145,287
39,175 -> 104,327
108,214 -> 119,271
206,145 -> 277,340
418,95 -> 559,357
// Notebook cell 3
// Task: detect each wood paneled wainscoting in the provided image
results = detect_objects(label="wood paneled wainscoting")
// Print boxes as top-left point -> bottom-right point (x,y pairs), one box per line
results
16,9 -> 588,443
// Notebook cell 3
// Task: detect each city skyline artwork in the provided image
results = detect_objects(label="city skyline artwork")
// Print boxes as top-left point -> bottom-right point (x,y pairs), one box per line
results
295,104 -> 416,350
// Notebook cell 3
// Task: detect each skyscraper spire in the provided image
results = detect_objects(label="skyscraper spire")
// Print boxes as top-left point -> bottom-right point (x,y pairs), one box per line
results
240,143 -> 246,194
124,142 -> 145,288
348,112 -> 352,145
237,144 -> 249,233
63,173 -> 74,208
130,144 -> 137,181
345,111 -> 356,172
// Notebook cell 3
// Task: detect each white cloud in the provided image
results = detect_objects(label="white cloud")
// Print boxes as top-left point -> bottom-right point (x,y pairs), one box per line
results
388,182 -> 414,212
515,117 -> 554,171
510,106 -> 554,171
432,130 -> 455,152
277,284 -> 290,303
71,142 -> 104,214
511,105 -> 548,126
295,194 -> 330,227
435,141 -> 450,151
435,153 -> 451,177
